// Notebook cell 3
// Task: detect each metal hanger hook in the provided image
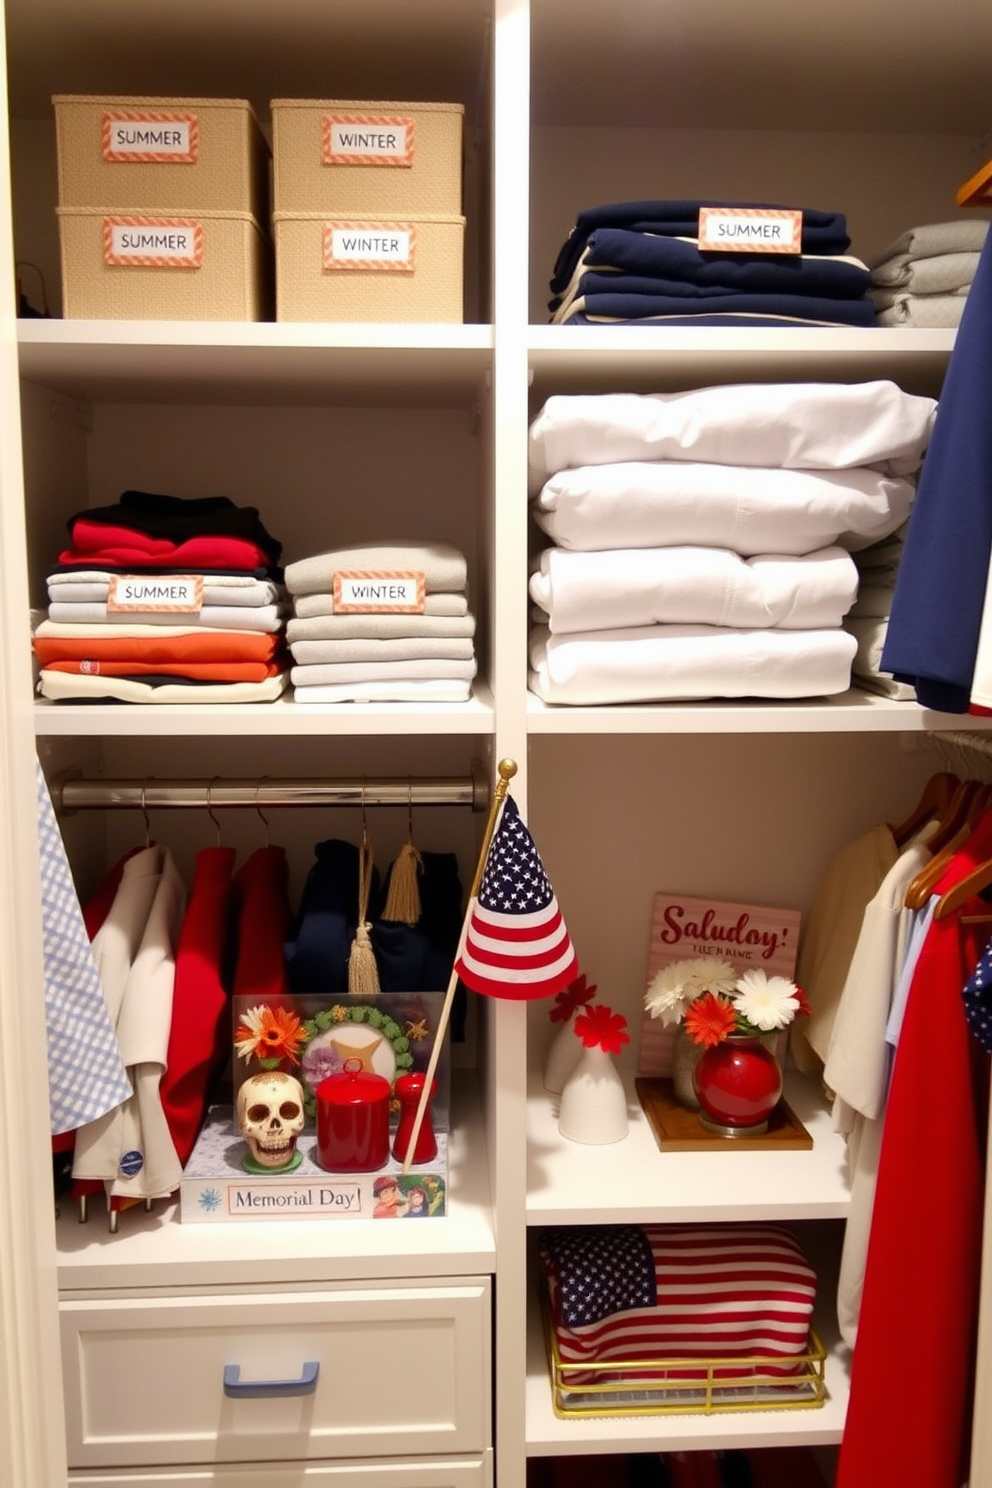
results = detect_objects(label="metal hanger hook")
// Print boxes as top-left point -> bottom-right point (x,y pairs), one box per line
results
206,778 -> 222,846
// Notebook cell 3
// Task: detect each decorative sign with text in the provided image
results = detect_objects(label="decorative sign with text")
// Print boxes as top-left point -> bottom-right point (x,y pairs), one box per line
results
636,891 -> 802,1077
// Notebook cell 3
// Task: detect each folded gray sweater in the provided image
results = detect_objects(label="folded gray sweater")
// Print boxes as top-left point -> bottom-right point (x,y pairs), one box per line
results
284,540 -> 468,597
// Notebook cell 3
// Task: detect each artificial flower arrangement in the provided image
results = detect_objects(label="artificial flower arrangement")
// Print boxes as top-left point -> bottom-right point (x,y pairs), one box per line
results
644,956 -> 810,1046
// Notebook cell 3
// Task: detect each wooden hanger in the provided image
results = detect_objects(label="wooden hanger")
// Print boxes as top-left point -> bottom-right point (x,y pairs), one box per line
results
933,792 -> 992,920
890,770 -> 959,849
903,779 -> 989,910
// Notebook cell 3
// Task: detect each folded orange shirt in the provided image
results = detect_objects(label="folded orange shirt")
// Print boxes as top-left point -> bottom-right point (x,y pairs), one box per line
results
34,631 -> 281,664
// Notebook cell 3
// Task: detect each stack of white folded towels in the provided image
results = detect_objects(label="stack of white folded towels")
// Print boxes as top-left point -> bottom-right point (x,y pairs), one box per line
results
284,540 -> 477,703
527,382 -> 938,706
868,219 -> 990,328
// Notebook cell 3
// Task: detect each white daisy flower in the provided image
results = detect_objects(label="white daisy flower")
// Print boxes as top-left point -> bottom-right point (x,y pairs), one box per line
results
645,957 -> 737,1025
732,970 -> 801,1031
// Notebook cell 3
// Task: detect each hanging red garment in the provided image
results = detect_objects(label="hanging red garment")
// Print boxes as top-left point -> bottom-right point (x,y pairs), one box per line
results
836,817 -> 992,1488
232,845 -> 292,1003
160,846 -> 236,1168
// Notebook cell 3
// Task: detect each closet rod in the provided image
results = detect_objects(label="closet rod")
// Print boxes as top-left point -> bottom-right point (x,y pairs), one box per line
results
52,768 -> 489,814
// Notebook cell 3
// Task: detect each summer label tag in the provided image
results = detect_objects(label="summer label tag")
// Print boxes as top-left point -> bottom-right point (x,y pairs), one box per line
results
698,206 -> 802,254
333,570 -> 426,613
104,218 -> 203,268
103,111 -> 199,163
107,574 -> 204,613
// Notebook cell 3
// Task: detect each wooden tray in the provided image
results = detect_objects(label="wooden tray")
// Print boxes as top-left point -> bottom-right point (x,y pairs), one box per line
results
635,1077 -> 813,1153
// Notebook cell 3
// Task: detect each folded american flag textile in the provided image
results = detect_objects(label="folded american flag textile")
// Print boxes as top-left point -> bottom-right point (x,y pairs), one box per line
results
538,1222 -> 817,1385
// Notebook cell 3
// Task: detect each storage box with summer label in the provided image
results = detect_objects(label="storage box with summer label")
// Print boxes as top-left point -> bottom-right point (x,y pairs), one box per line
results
53,95 -> 270,219
56,207 -> 273,320
271,99 -> 464,215
273,212 -> 464,322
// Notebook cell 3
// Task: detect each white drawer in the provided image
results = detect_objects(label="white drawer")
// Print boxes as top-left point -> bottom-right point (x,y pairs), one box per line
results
69,1456 -> 493,1487
61,1281 -> 491,1469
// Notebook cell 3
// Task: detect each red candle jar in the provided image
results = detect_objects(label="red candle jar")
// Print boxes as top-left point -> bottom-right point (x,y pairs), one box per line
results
316,1059 -> 391,1172
391,1073 -> 438,1164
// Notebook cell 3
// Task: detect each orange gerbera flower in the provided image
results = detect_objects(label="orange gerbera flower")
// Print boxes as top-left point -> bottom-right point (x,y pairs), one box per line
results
234,1004 -> 305,1066
683,991 -> 738,1048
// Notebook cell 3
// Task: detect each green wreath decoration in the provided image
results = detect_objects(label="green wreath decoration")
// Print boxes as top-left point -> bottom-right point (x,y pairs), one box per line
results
297,1003 -> 416,1119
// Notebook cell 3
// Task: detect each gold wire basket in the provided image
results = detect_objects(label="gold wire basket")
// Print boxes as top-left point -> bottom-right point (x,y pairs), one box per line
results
542,1291 -> 827,1420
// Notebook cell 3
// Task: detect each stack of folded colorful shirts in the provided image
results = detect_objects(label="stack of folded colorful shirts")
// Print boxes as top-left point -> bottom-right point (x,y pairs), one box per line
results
33,489 -> 289,704
841,524 -> 916,700
527,381 -> 938,705
283,540 -> 477,703
868,218 -> 990,327
547,198 -> 876,327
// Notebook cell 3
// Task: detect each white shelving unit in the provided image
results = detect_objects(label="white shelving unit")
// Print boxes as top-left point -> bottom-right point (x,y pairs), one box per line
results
1,1 -> 992,1486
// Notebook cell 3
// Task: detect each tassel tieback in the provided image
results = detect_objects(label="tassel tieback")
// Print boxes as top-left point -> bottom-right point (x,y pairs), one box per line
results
384,840 -> 423,926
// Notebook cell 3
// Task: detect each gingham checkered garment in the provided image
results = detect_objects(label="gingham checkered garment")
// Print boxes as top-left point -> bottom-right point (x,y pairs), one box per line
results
35,757 -> 132,1133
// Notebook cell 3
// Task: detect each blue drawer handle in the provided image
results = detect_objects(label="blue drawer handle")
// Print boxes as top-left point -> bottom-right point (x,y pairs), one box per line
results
223,1361 -> 320,1398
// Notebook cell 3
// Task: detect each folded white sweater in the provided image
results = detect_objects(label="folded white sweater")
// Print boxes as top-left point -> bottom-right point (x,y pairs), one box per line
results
528,383 -> 937,490
529,545 -> 859,633
532,462 -> 914,556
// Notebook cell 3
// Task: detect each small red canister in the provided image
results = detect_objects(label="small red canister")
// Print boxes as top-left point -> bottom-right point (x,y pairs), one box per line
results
391,1072 -> 438,1164
315,1058 -> 391,1172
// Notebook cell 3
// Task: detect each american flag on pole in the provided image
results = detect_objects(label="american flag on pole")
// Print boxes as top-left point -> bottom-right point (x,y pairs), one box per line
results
454,794 -> 579,1001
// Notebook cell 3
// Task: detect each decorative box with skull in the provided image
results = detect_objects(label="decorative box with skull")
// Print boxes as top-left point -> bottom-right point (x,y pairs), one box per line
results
236,1070 -> 306,1174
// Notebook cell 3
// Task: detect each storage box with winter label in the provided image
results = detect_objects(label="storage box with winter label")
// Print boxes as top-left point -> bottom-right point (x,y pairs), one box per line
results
271,99 -> 464,214
273,212 -> 464,322
53,95 -> 271,219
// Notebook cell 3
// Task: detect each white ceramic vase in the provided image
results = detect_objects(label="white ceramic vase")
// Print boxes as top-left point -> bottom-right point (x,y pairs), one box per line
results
557,1044 -> 629,1145
543,1015 -> 582,1093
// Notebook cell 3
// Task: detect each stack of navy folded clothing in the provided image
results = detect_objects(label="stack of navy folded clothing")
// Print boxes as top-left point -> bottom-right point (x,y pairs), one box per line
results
548,199 -> 876,328
33,489 -> 289,703
284,539 -> 478,703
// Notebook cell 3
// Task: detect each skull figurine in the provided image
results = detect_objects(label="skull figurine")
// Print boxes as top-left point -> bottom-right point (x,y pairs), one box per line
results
237,1071 -> 306,1173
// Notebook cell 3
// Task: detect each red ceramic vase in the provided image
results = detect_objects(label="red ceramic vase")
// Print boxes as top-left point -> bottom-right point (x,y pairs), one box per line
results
692,1034 -> 782,1136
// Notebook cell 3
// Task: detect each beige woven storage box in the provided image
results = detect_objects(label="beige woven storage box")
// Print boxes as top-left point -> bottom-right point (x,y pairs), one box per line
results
57,208 -> 272,321
53,95 -> 270,219
271,99 -> 463,215
273,212 -> 464,323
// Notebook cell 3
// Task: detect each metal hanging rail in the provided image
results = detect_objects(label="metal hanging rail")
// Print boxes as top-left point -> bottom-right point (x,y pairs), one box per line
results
51,766 -> 489,814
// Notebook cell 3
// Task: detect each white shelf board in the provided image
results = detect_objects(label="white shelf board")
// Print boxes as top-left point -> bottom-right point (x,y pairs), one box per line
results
34,680 -> 496,737
18,320 -> 494,407
526,689 -> 992,735
527,325 -> 955,399
56,1075 -> 495,1291
526,1071 -> 851,1225
525,1299 -> 850,1454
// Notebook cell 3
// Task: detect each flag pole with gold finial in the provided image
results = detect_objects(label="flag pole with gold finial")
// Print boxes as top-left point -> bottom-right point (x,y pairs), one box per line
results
400,758 -> 517,1174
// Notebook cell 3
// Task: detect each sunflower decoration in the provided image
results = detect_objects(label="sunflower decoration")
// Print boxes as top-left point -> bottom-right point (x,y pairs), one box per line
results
234,1004 -> 306,1070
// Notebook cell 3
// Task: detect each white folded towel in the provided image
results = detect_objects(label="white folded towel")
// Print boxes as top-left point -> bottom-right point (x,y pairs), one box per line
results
533,462 -> 915,556
529,545 -> 859,634
528,623 -> 857,705
528,383 -> 937,490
